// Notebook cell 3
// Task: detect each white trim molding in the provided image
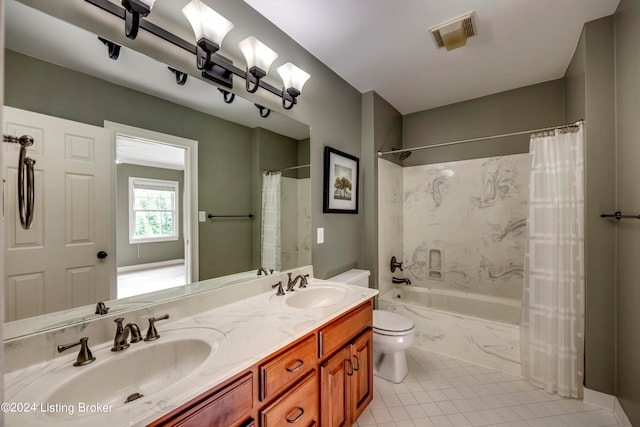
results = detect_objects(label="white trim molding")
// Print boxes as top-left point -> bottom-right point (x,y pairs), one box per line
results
117,259 -> 184,273
104,121 -> 199,285
614,399 -> 633,427
583,388 -> 633,427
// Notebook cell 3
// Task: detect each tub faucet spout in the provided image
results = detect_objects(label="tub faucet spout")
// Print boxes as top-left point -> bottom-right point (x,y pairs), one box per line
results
392,276 -> 411,285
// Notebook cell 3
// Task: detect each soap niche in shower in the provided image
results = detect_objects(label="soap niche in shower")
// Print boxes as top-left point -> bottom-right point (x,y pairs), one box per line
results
428,248 -> 444,280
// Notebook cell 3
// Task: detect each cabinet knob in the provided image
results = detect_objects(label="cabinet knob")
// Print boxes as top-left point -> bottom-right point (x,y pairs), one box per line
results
285,407 -> 304,423
97,251 -> 108,259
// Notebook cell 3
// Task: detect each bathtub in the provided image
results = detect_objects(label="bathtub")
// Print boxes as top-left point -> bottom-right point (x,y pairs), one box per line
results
389,286 -> 521,325
379,286 -> 522,376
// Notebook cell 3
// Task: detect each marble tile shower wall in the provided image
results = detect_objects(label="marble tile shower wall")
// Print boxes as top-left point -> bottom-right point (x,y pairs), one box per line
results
403,154 -> 530,301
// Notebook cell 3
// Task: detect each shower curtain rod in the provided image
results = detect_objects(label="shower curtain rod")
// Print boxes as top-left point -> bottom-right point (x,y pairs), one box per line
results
377,120 -> 584,157
265,164 -> 310,173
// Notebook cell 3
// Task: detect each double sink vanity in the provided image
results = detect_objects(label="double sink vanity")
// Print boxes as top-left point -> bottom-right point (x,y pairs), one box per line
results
3,267 -> 378,426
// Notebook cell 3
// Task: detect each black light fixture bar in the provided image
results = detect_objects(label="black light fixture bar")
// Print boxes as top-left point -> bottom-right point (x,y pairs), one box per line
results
85,0 -> 296,107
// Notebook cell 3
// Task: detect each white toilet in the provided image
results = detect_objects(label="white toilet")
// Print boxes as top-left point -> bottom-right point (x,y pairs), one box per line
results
328,269 -> 415,383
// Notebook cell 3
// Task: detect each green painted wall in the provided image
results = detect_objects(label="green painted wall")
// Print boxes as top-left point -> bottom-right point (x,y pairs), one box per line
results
5,49 -> 255,280
116,164 -> 185,268
563,17 -> 616,395
614,0 -> 640,422
16,0 -> 364,280
361,91 -> 402,289
402,79 -> 565,165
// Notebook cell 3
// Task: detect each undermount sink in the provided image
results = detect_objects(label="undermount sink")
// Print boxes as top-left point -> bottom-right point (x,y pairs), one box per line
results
285,284 -> 348,309
44,335 -> 216,419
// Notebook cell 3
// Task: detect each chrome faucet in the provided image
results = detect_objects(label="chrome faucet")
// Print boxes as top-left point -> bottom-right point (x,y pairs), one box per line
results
144,314 -> 170,341
257,267 -> 273,276
58,337 -> 96,366
287,273 -> 309,291
111,318 -> 143,352
392,276 -> 412,285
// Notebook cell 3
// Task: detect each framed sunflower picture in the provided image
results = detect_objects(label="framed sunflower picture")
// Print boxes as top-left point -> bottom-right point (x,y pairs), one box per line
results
323,146 -> 359,214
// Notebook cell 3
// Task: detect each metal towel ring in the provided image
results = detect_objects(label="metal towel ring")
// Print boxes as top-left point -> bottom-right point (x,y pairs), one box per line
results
4,135 -> 36,229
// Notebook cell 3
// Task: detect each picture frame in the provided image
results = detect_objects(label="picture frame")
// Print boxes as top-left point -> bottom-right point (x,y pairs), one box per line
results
323,146 -> 359,214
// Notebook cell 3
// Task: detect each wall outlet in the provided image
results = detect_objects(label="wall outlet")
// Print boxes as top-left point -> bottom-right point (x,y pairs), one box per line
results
317,227 -> 324,244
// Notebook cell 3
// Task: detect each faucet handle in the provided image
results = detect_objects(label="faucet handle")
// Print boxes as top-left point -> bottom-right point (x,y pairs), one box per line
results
390,256 -> 404,272
95,301 -> 110,315
58,337 -> 96,367
272,281 -> 285,296
299,274 -> 309,288
144,314 -> 170,341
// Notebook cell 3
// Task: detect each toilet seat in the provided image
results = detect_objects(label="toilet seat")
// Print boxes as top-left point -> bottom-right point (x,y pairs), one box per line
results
373,310 -> 414,336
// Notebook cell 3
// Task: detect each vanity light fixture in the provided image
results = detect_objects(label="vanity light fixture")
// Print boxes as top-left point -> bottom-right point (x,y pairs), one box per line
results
85,0 -> 311,111
122,0 -> 156,39
239,37 -> 278,93
277,63 -> 311,110
182,0 -> 234,70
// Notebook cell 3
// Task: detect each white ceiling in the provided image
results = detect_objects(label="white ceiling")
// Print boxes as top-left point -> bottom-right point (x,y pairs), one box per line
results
243,0 -> 620,115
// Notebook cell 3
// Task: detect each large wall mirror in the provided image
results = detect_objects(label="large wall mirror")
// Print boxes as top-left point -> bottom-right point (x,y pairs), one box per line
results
3,0 -> 311,338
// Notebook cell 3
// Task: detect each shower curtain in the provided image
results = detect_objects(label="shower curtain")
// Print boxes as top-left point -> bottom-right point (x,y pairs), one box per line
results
521,123 -> 585,398
261,172 -> 281,271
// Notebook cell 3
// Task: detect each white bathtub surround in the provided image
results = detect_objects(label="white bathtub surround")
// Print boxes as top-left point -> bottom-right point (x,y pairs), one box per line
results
402,154 -> 529,302
261,171 -> 281,271
379,289 -> 521,376
4,273 -> 378,426
521,124 -> 585,399
280,177 -> 311,270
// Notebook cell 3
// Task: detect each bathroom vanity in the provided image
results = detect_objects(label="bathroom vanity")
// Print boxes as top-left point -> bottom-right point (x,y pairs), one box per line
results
150,300 -> 373,427
3,269 -> 378,427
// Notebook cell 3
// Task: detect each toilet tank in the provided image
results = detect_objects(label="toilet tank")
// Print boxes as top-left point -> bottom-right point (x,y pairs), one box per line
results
327,269 -> 370,288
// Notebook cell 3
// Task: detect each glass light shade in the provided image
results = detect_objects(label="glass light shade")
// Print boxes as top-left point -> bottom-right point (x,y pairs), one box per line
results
182,0 -> 234,48
277,63 -> 310,95
239,37 -> 278,75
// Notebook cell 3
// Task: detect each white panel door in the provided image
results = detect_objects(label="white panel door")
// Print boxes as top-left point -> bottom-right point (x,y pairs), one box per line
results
3,107 -> 113,321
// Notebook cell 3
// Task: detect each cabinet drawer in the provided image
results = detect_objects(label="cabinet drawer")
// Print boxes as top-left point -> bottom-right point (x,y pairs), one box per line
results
153,373 -> 253,427
260,372 -> 318,427
318,300 -> 372,359
260,335 -> 316,401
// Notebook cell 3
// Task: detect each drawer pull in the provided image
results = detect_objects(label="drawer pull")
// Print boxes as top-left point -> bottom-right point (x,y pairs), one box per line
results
353,355 -> 361,371
285,407 -> 305,423
285,359 -> 304,373
346,358 -> 354,376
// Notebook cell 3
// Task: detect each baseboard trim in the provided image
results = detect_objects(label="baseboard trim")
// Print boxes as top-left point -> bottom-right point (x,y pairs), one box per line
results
117,259 -> 184,273
583,388 -> 633,427
614,399 -> 633,427
583,388 -> 616,411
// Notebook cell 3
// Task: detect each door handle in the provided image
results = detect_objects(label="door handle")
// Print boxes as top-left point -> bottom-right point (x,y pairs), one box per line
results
97,251 -> 108,259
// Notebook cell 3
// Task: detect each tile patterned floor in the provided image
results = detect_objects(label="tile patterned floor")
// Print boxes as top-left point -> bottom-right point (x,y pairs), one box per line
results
355,347 -> 620,427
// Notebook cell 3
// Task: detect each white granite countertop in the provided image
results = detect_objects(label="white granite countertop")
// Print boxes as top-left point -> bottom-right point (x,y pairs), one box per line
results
4,278 -> 378,426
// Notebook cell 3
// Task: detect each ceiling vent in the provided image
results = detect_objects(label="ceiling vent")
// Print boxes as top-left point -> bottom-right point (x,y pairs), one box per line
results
430,12 -> 476,51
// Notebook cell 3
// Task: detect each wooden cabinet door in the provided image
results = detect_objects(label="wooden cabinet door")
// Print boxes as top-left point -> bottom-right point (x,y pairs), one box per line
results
320,347 -> 351,427
350,330 -> 373,422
